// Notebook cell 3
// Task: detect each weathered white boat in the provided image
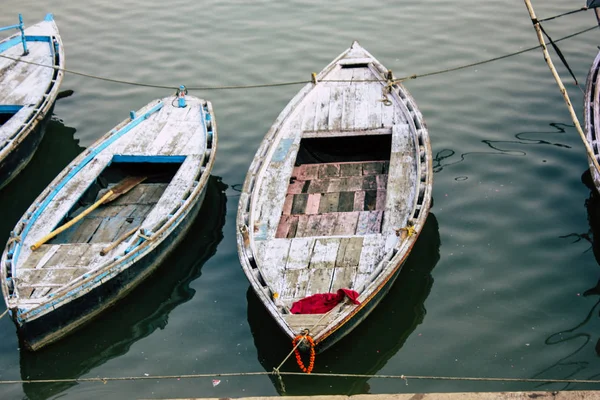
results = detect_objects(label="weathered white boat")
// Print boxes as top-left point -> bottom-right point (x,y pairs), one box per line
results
236,41 -> 433,356
0,14 -> 65,190
0,89 -> 217,350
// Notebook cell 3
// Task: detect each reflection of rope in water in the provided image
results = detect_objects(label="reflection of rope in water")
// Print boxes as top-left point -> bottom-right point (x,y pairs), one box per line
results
559,232 -> 594,259
531,298 -> 600,391
433,123 -> 573,174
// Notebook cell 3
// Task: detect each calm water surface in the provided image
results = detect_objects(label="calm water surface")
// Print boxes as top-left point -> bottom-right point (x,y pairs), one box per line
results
1,1 -> 600,399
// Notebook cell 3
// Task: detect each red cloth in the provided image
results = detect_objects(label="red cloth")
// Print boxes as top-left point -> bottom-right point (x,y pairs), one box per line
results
290,288 -> 361,314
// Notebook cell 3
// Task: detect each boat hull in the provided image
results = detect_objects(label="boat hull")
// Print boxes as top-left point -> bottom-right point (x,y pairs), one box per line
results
0,107 -> 53,191
14,186 -> 207,351
0,15 -> 65,190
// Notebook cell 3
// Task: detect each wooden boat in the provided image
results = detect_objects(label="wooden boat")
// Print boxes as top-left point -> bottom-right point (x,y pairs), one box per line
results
0,89 -> 217,351
19,176 -> 227,398
0,14 -> 65,190
236,41 -> 433,355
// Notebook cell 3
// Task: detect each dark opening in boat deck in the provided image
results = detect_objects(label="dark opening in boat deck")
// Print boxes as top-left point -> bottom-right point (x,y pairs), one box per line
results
48,161 -> 182,245
276,134 -> 391,239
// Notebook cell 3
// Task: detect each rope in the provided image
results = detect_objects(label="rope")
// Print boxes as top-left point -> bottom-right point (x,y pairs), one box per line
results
537,20 -> 580,88
0,309 -> 7,320
0,53 -> 311,90
392,25 -> 599,83
3,371 -> 600,385
538,7 -> 588,22
0,25 -> 596,91
274,333 -> 306,372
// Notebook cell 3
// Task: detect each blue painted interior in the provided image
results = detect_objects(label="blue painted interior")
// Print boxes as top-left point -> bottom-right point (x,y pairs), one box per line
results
272,138 -> 294,162
0,105 -> 23,113
0,106 -> 23,126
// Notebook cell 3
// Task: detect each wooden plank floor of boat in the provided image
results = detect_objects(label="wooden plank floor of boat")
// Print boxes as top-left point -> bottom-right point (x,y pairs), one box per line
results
15,182 -> 168,300
275,160 -> 389,239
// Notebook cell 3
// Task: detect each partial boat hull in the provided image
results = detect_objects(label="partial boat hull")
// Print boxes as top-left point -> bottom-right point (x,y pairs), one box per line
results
0,14 -> 65,189
0,106 -> 53,190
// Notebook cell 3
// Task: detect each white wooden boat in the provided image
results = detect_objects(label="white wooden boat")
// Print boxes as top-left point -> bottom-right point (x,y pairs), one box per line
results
0,89 -> 217,351
236,41 -> 433,356
0,14 -> 65,190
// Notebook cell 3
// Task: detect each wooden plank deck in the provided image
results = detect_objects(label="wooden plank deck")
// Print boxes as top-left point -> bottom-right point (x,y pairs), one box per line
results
275,161 -> 388,238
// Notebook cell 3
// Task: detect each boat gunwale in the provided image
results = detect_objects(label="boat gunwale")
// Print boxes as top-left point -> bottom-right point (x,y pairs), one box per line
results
1,96 -> 218,324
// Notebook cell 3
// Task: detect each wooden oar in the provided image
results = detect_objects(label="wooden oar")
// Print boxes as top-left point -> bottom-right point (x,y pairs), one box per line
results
30,176 -> 147,251
99,225 -> 139,256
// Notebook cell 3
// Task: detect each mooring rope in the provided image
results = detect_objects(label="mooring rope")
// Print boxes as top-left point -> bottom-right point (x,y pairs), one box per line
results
0,25 -> 596,91
538,7 -> 588,22
391,25 -> 599,84
3,371 -> 600,386
0,309 -> 7,320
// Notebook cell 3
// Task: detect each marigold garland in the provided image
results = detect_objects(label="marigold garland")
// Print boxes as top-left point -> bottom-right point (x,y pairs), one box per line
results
292,334 -> 316,374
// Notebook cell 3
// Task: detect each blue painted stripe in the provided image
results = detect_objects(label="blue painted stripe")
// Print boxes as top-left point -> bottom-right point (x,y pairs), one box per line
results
23,35 -> 52,43
111,155 -> 187,164
0,37 -> 21,53
0,35 -> 51,53
272,138 -> 293,162
11,101 -> 164,276
0,105 -> 23,113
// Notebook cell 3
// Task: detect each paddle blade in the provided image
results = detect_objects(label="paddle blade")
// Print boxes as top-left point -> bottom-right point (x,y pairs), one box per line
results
105,176 -> 148,203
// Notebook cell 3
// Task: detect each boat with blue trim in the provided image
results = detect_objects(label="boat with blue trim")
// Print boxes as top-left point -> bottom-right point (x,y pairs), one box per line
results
0,14 -> 65,190
18,176 -> 227,399
236,41 -> 433,356
0,88 -> 217,351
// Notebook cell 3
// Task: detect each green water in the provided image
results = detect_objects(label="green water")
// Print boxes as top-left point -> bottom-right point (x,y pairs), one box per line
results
2,1 -> 600,399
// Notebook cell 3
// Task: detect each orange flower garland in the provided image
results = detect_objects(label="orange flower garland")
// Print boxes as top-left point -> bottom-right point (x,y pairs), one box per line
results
292,334 -> 316,374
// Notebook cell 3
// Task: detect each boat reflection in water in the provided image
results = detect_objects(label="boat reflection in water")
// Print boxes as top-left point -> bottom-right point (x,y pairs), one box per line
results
581,170 -> 600,298
18,175 -> 227,400
247,212 -> 441,396
532,171 -> 600,391
0,113 -> 84,246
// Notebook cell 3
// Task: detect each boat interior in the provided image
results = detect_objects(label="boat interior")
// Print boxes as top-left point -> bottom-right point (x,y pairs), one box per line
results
276,134 -> 392,238
49,160 -> 182,245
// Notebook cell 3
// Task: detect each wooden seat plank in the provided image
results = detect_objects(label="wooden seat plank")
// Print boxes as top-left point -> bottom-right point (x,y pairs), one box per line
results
309,238 -> 340,269
332,212 -> 360,235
